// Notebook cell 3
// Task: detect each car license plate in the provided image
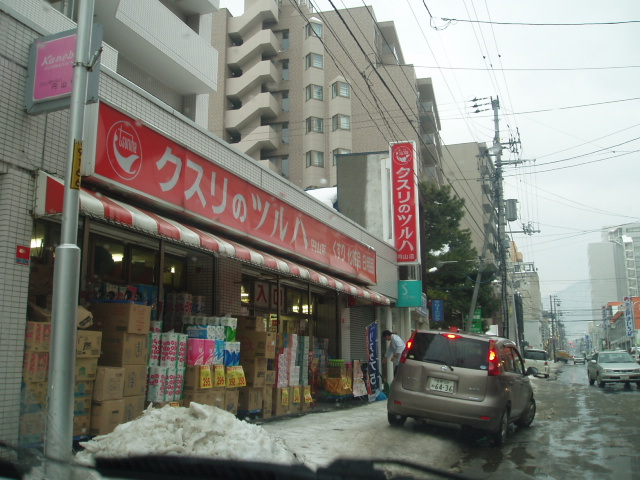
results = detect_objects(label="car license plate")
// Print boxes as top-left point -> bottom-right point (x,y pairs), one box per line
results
620,375 -> 628,381
428,377 -> 455,394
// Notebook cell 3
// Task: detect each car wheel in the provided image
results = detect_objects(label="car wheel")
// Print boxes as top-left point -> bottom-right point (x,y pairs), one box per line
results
515,397 -> 536,428
492,409 -> 509,447
387,412 -> 407,426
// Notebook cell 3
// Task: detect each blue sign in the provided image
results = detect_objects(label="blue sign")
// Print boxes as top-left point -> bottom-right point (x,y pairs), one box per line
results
366,321 -> 380,399
432,299 -> 444,322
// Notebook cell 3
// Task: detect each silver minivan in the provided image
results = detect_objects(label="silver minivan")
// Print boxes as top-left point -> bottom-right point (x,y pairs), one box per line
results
387,330 -> 537,446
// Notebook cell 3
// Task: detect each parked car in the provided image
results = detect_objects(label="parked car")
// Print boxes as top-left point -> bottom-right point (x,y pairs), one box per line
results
573,355 -> 586,365
629,347 -> 640,364
523,348 -> 551,378
587,350 -> 640,388
387,330 -> 537,446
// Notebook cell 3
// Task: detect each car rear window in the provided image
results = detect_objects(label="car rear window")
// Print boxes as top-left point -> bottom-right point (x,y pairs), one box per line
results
524,350 -> 547,361
407,333 -> 489,370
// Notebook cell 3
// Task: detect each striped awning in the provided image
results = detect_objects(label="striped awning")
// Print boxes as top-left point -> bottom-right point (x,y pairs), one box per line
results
34,171 -> 390,305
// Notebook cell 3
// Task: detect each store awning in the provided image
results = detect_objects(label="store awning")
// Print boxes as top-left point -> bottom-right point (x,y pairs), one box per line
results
34,171 -> 390,305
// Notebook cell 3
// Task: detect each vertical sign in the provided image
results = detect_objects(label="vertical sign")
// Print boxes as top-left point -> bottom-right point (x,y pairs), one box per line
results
432,299 -> 444,322
602,306 -> 608,331
624,297 -> 634,337
365,321 -> 380,399
390,142 -> 420,264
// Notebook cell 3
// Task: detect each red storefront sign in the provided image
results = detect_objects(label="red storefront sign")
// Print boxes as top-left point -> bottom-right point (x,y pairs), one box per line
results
84,103 -> 376,284
390,142 -> 420,264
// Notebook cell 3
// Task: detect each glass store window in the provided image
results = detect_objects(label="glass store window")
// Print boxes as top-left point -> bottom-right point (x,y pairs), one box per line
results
131,246 -> 157,285
92,235 -> 126,284
163,253 -> 185,292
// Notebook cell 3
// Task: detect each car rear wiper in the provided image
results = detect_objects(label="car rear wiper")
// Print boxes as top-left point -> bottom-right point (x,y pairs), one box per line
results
424,358 -> 454,371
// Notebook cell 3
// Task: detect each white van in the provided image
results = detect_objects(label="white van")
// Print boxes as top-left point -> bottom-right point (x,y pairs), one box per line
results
523,348 -> 550,378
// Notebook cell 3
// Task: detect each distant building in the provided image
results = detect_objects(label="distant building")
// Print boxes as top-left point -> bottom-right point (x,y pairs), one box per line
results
210,0 -> 443,190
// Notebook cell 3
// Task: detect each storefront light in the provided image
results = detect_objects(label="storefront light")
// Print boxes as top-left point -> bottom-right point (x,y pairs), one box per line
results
31,237 -> 43,249
112,254 -> 124,263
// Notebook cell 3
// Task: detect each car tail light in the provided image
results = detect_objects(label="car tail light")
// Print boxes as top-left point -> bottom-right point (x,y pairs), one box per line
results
399,330 -> 417,364
443,333 -> 461,340
488,339 -> 500,376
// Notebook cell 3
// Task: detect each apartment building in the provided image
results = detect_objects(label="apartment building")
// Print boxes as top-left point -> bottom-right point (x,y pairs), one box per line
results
210,0 -> 442,190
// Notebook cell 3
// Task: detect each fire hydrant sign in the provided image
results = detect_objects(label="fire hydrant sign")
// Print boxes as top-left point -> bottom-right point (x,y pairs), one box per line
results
390,142 -> 420,264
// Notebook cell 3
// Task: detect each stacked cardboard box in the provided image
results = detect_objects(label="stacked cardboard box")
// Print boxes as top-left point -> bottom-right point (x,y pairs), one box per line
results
90,303 -> 151,435
19,305 -> 98,444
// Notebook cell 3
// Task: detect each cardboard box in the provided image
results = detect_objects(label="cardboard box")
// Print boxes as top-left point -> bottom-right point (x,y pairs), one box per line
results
74,380 -> 94,398
73,396 -> 92,415
23,352 -> 48,382
73,414 -> 91,437
24,321 -> 52,352
93,367 -> 125,401
76,330 -> 102,357
262,387 -> 273,419
19,412 -> 45,436
123,364 -> 148,397
237,332 -> 276,359
90,399 -> 124,436
241,357 -> 267,387
271,387 -> 290,417
265,370 -> 275,386
184,365 -> 221,392
122,395 -> 146,422
238,387 -> 263,412
182,389 -> 224,408
21,381 -> 48,407
151,400 -> 183,409
77,306 -> 94,329
75,357 -> 99,381
89,303 -> 151,334
99,332 -> 148,366
224,389 -> 239,415
236,316 -> 267,332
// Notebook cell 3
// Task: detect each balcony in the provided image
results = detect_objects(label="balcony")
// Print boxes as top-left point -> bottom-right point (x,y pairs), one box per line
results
167,0 -> 219,15
228,29 -> 279,70
226,60 -> 279,101
228,0 -> 278,39
224,92 -> 279,131
94,0 -> 217,94
234,125 -> 280,156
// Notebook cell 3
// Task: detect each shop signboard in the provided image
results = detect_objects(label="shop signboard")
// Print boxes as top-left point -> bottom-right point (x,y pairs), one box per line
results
82,103 -> 377,284
395,280 -> 422,307
432,299 -> 444,322
24,25 -> 102,114
390,142 -> 420,264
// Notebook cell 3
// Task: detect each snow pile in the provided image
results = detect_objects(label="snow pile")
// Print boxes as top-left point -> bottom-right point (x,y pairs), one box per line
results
75,403 -> 302,466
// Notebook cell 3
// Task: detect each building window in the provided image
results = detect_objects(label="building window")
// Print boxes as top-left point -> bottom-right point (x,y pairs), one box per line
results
282,60 -> 289,81
282,156 -> 289,178
306,84 -> 323,101
281,30 -> 289,50
333,148 -> 351,165
332,81 -> 350,98
282,123 -> 290,144
332,114 -> 350,131
306,151 -> 324,168
305,22 -> 323,39
306,116 -> 323,133
282,91 -> 289,112
305,53 -> 323,69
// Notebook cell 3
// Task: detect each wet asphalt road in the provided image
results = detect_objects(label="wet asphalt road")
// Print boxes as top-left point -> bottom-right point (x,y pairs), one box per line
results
261,362 -> 640,479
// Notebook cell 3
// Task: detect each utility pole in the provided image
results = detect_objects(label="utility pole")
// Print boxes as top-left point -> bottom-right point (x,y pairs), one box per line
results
490,97 -> 511,339
550,295 -> 556,362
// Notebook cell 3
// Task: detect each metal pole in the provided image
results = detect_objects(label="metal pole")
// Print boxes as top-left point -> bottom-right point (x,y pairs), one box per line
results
45,0 -> 94,475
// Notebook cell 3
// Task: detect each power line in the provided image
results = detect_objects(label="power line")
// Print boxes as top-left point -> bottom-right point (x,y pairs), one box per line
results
440,18 -> 640,26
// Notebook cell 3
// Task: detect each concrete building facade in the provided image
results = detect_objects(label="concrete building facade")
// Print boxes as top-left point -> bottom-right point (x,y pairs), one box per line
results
210,0 -> 442,190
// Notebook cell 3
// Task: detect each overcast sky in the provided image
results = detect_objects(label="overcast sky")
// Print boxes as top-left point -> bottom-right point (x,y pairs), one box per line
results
219,1 -> 640,335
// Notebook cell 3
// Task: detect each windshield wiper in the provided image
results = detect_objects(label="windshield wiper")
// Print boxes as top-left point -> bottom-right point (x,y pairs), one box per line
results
424,358 -> 454,371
